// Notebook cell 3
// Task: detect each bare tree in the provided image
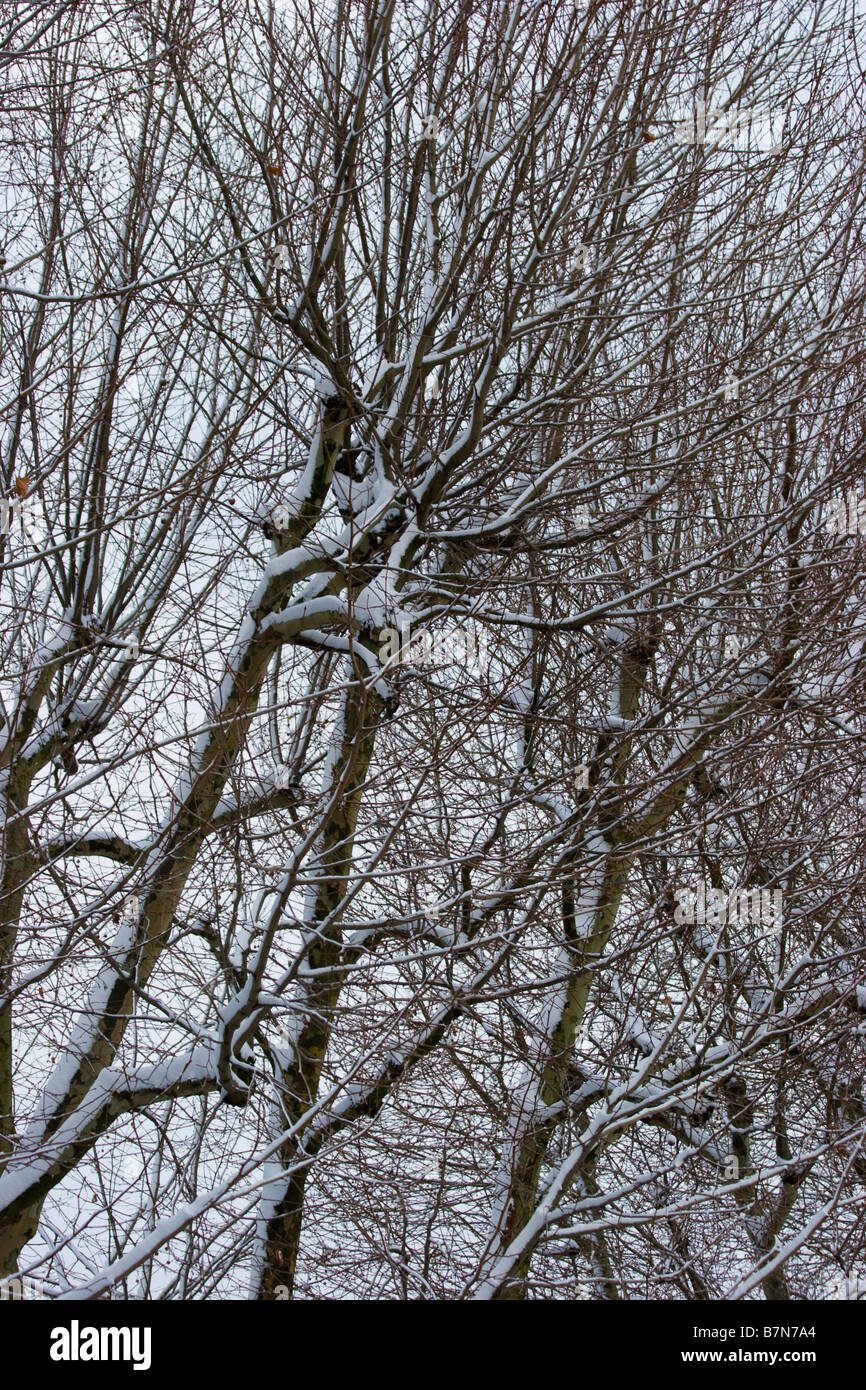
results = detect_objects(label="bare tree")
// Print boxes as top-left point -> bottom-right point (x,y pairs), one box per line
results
1,0 -> 865,1302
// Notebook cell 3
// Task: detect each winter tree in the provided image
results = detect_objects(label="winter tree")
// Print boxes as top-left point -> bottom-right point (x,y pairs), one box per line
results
1,0 -> 865,1300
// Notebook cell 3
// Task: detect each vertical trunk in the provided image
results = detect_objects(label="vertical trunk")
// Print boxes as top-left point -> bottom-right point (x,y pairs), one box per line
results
256,677 -> 380,1298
